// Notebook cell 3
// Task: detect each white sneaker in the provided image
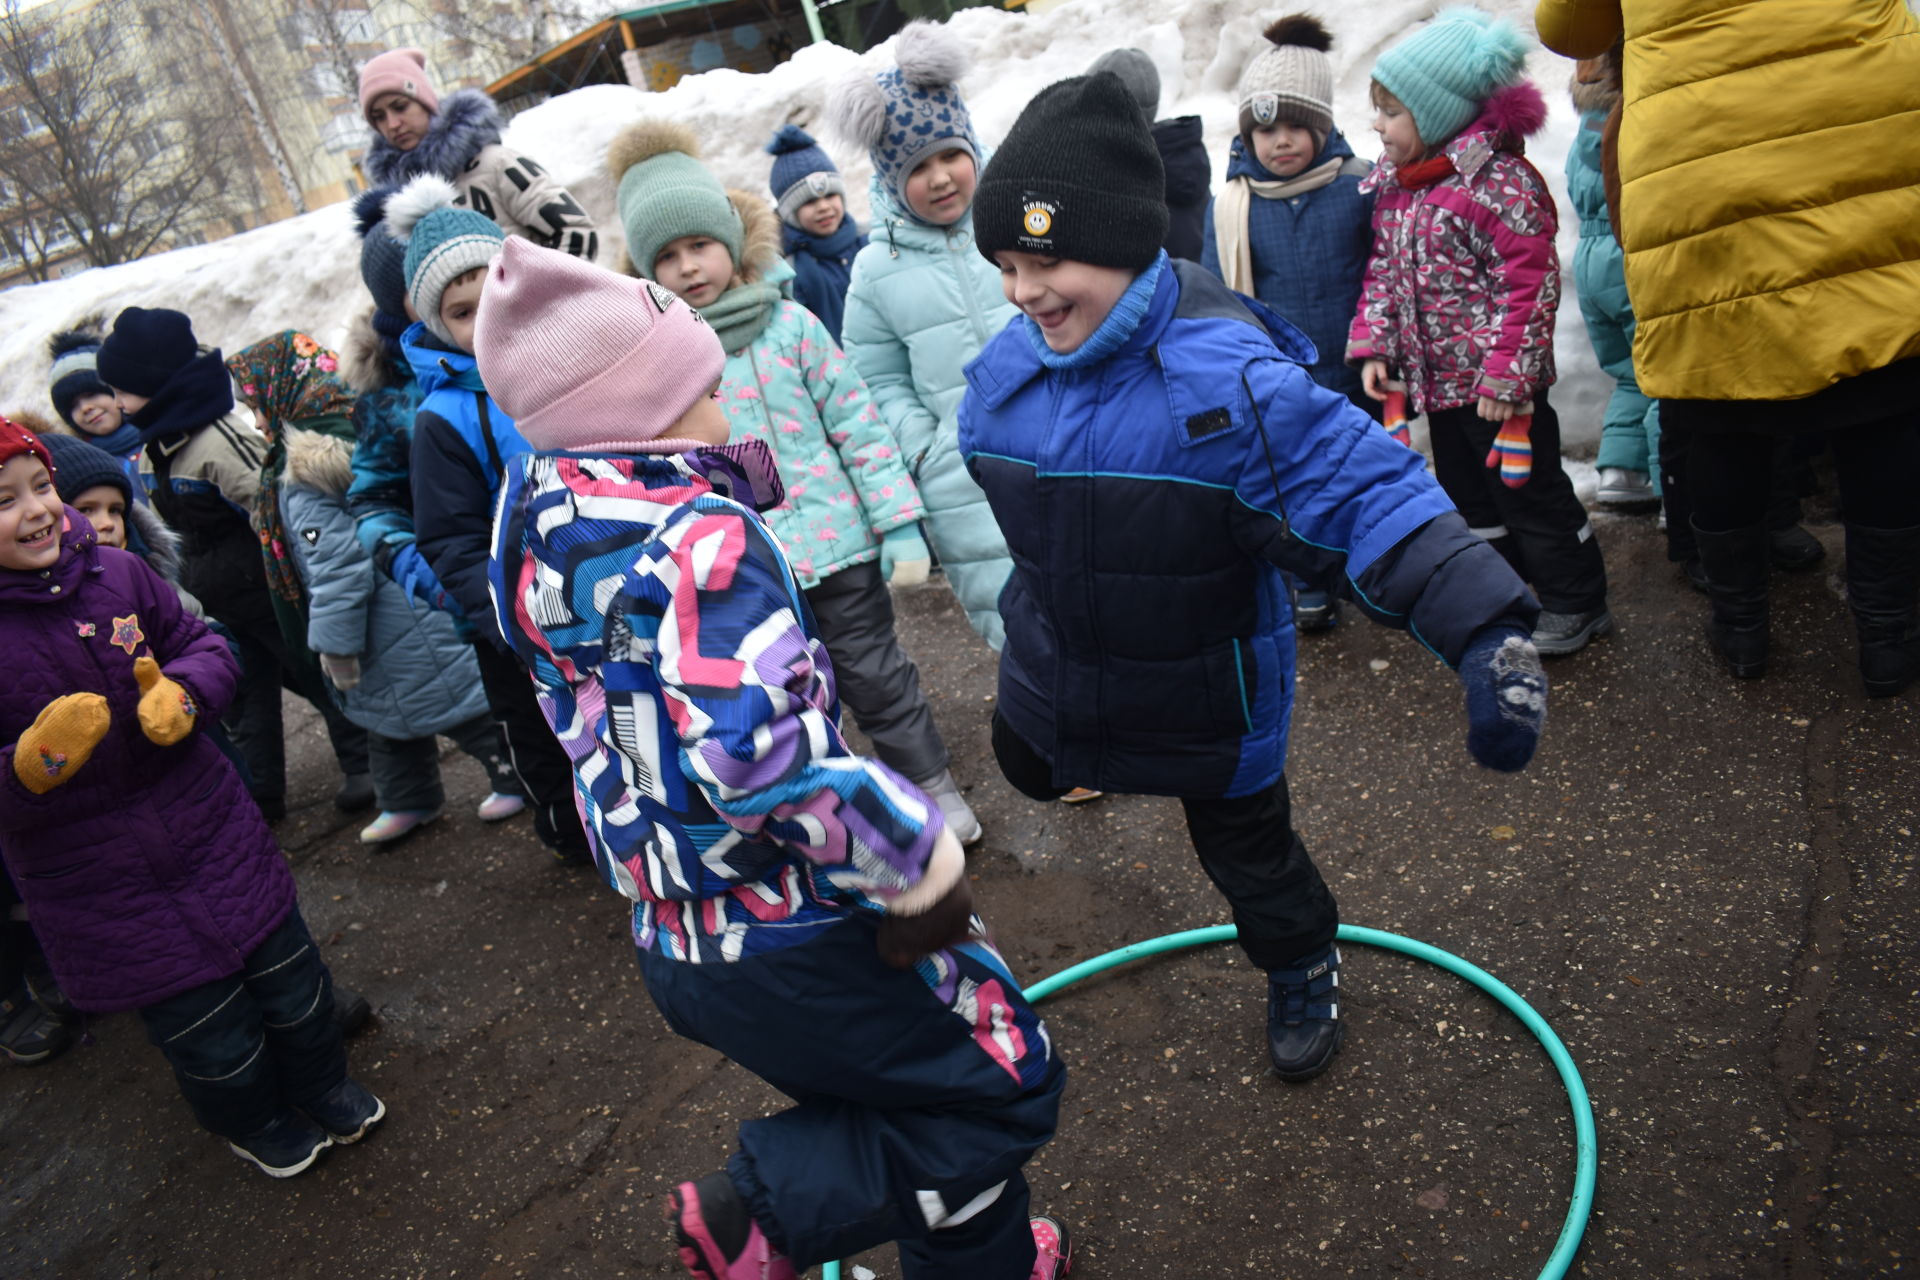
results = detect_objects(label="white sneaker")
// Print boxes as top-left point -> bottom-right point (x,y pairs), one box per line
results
476,791 -> 526,822
916,769 -> 983,846
359,809 -> 442,845
1596,468 -> 1657,508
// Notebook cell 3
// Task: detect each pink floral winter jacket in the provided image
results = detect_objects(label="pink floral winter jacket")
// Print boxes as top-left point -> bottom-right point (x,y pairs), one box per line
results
1346,82 -> 1559,415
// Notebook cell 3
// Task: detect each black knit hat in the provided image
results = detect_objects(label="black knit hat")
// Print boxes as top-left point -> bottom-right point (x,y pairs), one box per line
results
96,307 -> 198,398
42,432 -> 132,507
975,72 -> 1168,271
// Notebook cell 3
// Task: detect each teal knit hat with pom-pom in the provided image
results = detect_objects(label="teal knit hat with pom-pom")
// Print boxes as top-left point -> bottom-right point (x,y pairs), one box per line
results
1373,7 -> 1530,145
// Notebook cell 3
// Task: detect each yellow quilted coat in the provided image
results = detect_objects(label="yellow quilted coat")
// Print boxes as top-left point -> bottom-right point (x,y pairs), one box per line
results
1534,0 -> 1920,401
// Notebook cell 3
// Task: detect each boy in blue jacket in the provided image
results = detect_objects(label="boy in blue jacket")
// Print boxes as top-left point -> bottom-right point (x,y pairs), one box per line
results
764,124 -> 867,346
1202,14 -> 1377,633
960,72 -> 1550,1083
385,175 -> 590,864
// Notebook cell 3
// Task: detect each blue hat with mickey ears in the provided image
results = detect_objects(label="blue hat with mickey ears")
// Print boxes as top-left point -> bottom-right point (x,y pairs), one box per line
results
826,21 -> 979,214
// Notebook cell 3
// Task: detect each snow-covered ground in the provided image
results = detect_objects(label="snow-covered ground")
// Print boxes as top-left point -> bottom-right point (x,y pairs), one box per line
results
0,0 -> 1609,445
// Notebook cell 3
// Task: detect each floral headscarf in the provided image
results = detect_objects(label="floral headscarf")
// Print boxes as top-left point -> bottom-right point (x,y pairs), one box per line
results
226,330 -> 357,605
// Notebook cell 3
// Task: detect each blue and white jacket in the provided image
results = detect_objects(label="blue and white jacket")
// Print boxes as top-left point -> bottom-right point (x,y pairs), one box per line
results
402,322 -> 534,648
959,258 -> 1538,799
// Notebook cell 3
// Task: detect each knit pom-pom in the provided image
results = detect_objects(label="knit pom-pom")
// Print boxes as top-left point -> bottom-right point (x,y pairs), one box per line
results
382,174 -> 461,243
892,20 -> 968,89
825,68 -> 890,147
1480,79 -> 1548,140
47,326 -> 103,360
765,123 -> 819,156
351,185 -> 399,240
1264,13 -> 1332,52
607,119 -> 700,184
1431,6 -> 1530,86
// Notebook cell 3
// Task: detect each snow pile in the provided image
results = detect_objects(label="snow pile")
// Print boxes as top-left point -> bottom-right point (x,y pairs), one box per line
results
0,0 -> 1607,441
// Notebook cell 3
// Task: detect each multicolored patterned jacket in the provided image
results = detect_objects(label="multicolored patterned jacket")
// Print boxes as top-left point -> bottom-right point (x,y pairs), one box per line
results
1346,82 -> 1559,415
489,446 -> 957,963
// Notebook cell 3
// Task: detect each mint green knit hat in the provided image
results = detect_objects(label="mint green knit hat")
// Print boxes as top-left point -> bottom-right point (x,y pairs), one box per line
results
607,120 -> 743,279
1372,7 -> 1530,145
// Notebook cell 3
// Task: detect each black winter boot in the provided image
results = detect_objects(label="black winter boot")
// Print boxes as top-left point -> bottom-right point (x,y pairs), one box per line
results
1845,524 -> 1920,698
1692,521 -> 1770,680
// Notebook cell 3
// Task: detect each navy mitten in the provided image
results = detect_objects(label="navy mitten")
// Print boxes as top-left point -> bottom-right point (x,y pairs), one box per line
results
1459,626 -> 1547,772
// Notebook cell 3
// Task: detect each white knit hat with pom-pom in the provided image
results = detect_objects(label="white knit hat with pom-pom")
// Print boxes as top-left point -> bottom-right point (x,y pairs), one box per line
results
385,174 -> 507,345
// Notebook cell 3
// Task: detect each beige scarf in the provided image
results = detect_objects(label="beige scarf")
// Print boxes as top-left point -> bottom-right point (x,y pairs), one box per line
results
1212,155 -> 1346,295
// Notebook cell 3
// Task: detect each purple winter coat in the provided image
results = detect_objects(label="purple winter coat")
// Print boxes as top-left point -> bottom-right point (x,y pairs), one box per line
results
0,510 -> 295,1013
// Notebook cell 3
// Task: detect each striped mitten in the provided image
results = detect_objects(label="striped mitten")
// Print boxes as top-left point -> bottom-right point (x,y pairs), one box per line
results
1381,382 -> 1411,448
1484,401 -> 1535,488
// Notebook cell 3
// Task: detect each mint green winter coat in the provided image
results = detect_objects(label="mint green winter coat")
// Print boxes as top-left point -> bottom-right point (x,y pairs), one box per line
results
718,295 -> 925,588
841,178 -> 1016,651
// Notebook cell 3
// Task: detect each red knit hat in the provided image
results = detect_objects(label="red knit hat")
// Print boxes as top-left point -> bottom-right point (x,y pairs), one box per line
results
359,48 -> 440,119
0,415 -> 55,474
474,237 -> 727,455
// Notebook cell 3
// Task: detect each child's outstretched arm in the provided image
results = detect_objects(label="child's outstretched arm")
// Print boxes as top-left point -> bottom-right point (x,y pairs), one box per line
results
1229,362 -> 1546,768
614,502 -> 964,914
840,279 -> 943,477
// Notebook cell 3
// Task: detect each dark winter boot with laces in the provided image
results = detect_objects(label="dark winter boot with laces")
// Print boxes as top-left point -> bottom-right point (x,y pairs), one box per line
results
1267,943 -> 1342,1082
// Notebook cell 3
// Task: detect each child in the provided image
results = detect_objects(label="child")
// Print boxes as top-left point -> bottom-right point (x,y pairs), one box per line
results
94,308 -> 375,819
48,327 -> 144,482
1202,14 -> 1376,633
1349,8 -> 1611,658
1565,46 -> 1659,512
1087,47 -> 1212,263
765,124 -> 867,345
475,237 -> 1069,1280
358,47 -> 598,259
608,123 -> 982,843
344,184 -> 528,827
960,71 -> 1548,1083
0,416 -> 382,1175
828,21 -> 1016,653
387,176 -> 592,864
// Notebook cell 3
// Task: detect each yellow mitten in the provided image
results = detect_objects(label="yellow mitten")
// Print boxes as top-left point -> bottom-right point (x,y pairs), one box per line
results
134,656 -> 199,746
12,694 -> 110,795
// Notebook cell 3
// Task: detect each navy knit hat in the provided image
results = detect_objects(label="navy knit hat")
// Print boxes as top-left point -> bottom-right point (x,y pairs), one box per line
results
42,432 -> 132,507
47,329 -> 111,428
96,308 -> 199,399
765,125 -> 846,229
826,22 -> 980,213
975,72 -> 1168,271
354,185 -> 410,320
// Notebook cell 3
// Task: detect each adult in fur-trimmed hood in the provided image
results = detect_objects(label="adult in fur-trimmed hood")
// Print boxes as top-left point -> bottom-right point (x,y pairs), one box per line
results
357,48 -> 598,260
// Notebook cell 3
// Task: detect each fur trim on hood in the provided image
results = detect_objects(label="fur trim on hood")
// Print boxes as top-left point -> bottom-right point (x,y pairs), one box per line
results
340,308 -> 406,394
127,502 -> 184,583
1569,69 -> 1620,117
362,88 -> 505,188
284,427 -> 356,499
606,118 -> 702,185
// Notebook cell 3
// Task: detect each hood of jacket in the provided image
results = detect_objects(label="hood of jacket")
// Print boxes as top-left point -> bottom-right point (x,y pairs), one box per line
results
1153,115 -> 1212,198
865,171 -> 988,257
125,501 -> 183,583
284,427 -> 355,498
400,321 -> 484,397
340,307 -> 411,395
362,87 -> 504,188
1225,127 -> 1357,183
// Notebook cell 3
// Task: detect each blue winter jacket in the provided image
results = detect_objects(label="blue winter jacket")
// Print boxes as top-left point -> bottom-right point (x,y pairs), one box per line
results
1202,131 -> 1374,405
959,261 -> 1538,799
401,323 -> 533,648
341,310 -> 425,559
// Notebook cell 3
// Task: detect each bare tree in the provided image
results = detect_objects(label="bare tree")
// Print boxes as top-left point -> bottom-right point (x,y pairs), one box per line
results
425,0 -> 603,81
0,0 -> 262,274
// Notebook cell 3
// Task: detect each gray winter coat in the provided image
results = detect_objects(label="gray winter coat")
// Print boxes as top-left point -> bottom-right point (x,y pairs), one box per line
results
280,431 -> 487,739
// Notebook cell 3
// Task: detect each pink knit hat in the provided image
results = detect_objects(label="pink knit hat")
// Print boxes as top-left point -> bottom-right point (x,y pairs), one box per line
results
475,237 -> 727,455
359,48 -> 440,119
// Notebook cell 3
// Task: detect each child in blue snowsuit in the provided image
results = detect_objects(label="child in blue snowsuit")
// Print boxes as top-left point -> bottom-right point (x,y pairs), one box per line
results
474,237 -> 1069,1280
1202,14 -> 1377,632
961,72 -> 1550,1084
765,124 -> 868,345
